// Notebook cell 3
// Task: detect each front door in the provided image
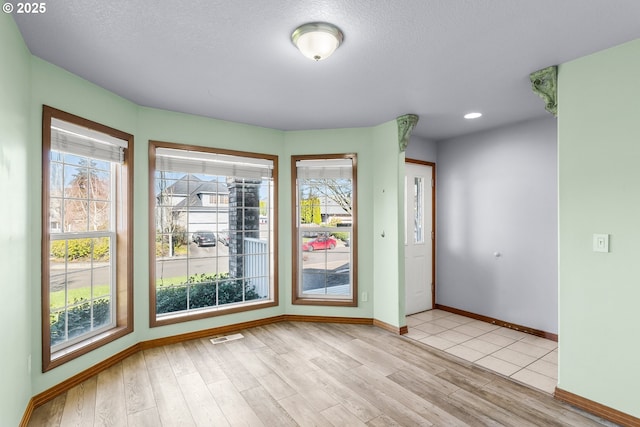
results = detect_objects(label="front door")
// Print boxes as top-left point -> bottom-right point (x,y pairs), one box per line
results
405,161 -> 434,315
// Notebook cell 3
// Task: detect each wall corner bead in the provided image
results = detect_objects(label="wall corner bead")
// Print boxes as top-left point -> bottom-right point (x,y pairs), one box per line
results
396,114 -> 419,152
530,65 -> 558,117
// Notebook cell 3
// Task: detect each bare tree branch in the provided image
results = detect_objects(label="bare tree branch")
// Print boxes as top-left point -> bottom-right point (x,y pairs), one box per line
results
304,178 -> 352,215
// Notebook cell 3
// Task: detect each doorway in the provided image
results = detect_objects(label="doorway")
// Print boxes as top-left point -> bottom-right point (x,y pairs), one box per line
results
404,160 -> 435,315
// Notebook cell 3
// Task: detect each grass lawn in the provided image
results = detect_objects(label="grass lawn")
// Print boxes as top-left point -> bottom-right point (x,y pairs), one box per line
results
50,272 -> 235,309
50,284 -> 111,310
50,277 -> 192,309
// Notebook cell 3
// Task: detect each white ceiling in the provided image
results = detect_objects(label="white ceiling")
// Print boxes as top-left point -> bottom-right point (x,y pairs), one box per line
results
13,1 -> 640,141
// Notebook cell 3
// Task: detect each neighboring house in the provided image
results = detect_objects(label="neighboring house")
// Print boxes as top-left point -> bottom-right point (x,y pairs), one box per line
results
157,175 -> 230,235
319,194 -> 352,224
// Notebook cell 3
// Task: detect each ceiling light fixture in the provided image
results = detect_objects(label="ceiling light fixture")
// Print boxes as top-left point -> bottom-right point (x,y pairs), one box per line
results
464,112 -> 483,119
291,22 -> 344,61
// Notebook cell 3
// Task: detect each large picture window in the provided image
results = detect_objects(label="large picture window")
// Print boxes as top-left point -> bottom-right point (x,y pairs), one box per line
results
42,106 -> 133,371
150,141 -> 277,326
292,154 -> 357,306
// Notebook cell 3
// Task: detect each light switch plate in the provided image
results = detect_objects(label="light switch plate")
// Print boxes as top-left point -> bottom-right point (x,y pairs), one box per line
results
593,234 -> 609,253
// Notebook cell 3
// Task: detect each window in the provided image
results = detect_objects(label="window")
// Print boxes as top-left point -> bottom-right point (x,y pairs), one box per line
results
149,141 -> 278,326
42,106 -> 133,371
414,177 -> 425,243
292,154 -> 357,306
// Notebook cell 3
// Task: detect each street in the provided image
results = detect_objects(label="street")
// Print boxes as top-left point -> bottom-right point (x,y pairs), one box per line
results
50,240 -> 351,292
156,243 -> 231,284
50,242 -> 232,291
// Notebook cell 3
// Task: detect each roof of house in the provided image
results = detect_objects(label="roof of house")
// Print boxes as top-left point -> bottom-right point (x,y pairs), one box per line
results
164,175 -> 229,210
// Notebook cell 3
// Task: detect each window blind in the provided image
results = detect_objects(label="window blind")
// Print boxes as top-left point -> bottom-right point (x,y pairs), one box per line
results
155,147 -> 273,179
296,158 -> 353,179
51,118 -> 128,163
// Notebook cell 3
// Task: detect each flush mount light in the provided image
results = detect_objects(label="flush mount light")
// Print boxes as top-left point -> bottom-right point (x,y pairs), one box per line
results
291,22 -> 344,61
464,112 -> 483,119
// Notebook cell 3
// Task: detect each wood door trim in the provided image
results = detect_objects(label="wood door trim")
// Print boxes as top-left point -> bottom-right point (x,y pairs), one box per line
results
406,158 -> 436,309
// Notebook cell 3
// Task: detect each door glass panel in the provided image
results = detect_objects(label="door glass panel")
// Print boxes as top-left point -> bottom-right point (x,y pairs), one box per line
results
404,176 -> 408,246
414,176 -> 424,243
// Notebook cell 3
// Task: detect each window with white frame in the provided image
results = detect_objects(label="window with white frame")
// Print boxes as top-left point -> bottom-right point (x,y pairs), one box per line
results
150,141 -> 277,325
42,106 -> 133,371
292,154 -> 357,306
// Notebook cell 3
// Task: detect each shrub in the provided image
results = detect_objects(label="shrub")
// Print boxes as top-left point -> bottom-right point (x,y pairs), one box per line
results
156,230 -> 189,257
331,231 -> 349,242
156,272 -> 260,314
156,241 -> 170,257
50,238 -> 110,261
50,298 -> 111,346
93,238 -> 110,259
328,218 -> 350,242
171,225 -> 189,248
155,284 -> 188,313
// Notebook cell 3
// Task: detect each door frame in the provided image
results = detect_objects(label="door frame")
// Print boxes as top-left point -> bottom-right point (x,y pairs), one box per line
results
405,158 -> 436,309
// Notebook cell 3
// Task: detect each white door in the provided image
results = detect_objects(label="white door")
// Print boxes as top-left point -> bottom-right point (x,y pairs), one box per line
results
405,162 -> 433,315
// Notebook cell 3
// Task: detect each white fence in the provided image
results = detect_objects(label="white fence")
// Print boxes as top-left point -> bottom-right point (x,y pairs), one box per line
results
243,237 -> 269,298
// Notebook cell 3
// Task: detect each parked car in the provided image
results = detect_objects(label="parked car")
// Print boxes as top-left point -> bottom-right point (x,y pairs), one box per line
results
217,230 -> 229,246
192,231 -> 216,247
302,236 -> 337,252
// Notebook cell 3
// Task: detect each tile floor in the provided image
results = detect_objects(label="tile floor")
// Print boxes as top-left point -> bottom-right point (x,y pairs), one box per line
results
406,309 -> 558,394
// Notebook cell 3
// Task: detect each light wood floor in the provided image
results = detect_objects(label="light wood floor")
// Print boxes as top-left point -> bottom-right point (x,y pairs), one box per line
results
28,321 -> 615,426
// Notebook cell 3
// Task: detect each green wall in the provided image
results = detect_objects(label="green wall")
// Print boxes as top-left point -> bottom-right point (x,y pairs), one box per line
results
0,13 -> 33,426
558,38 -> 640,417
28,57 -> 142,394
372,121 -> 406,328
12,9 -> 640,421
135,107 -> 288,342
284,128 -> 377,318
1,29 -> 404,403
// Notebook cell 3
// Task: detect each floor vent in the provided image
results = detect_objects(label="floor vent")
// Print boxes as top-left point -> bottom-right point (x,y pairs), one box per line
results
210,333 -> 244,345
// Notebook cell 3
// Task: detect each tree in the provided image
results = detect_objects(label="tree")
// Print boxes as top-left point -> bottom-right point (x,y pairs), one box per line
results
156,171 -> 188,257
301,197 -> 322,224
303,178 -> 352,216
64,159 -> 110,232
